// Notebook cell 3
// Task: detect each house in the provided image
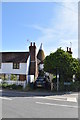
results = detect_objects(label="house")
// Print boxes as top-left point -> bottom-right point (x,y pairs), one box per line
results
0,42 -> 45,84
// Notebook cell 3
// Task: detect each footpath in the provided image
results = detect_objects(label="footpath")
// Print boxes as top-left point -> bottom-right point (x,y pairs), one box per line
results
0,89 -> 79,102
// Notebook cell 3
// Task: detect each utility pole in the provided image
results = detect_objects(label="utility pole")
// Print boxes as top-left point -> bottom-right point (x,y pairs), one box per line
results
57,74 -> 59,91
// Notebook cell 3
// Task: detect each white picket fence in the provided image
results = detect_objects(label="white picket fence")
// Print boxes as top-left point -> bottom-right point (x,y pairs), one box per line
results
0,79 -> 27,89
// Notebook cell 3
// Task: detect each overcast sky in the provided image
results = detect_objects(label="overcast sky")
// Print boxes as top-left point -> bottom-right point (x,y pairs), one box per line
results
2,1 -> 78,58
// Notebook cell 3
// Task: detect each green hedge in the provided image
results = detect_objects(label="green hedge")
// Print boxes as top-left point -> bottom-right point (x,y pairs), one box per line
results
2,83 -> 23,90
70,81 -> 80,92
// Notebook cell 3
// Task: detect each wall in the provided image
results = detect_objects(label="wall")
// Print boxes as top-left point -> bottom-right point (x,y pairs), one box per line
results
27,75 -> 34,83
39,64 -> 44,70
26,55 -> 30,74
0,63 -> 27,75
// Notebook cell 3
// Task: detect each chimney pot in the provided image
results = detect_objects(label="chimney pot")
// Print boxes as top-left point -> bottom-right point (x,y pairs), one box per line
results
30,42 -> 32,46
67,47 -> 68,52
33,42 -> 35,46
69,48 -> 71,52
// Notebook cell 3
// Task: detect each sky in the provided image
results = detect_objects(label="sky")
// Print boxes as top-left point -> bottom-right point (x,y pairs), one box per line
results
2,1 -> 78,58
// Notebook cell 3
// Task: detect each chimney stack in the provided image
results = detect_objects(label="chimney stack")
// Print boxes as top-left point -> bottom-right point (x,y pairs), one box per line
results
30,42 -> 32,46
69,48 -> 71,52
29,42 -> 38,79
29,42 -> 36,61
67,47 -> 68,52
67,47 -> 72,54
33,42 -> 35,46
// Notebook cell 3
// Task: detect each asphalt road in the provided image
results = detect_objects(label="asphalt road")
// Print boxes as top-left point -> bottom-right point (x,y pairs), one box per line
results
0,90 -> 79,118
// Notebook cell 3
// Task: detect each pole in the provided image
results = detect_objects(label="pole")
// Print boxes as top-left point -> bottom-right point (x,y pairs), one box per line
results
57,74 -> 59,91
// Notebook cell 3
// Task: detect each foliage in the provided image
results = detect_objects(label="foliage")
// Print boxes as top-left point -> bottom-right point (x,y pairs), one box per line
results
2,83 -> 23,90
10,74 -> 17,81
75,59 -> 80,81
44,48 -> 80,83
70,81 -> 80,92
2,83 -> 8,88
24,84 -> 33,91
38,70 -> 44,77
0,74 -> 18,81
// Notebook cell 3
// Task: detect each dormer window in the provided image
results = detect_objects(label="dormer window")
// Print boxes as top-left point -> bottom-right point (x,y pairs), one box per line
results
13,63 -> 19,69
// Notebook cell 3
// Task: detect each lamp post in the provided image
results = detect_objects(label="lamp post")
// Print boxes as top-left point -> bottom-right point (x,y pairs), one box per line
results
57,74 -> 59,91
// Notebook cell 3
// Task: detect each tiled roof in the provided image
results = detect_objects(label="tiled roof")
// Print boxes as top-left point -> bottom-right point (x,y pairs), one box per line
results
37,49 -> 45,62
37,59 -> 41,65
0,52 -> 29,63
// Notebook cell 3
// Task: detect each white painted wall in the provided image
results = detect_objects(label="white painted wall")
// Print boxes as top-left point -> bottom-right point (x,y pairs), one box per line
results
0,63 -> 28,75
27,55 -> 30,74
39,64 -> 44,70
27,75 -> 34,83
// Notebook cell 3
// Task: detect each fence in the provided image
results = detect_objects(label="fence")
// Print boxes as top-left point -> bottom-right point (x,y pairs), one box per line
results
0,79 -> 27,89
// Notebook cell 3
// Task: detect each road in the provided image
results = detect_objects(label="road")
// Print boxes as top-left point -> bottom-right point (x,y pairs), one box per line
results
0,90 -> 79,118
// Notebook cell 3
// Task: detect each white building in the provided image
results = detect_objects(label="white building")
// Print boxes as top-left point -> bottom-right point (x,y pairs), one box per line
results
0,42 -> 45,83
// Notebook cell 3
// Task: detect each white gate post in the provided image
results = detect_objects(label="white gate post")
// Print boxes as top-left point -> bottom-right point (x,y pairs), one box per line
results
23,81 -> 26,89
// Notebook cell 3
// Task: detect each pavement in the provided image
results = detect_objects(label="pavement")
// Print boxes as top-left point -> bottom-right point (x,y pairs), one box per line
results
0,89 -> 79,118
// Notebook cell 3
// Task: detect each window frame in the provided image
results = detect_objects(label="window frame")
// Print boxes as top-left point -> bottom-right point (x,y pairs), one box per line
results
13,63 -> 20,69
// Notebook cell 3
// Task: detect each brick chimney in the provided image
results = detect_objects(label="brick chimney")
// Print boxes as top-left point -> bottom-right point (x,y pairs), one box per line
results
69,48 -> 71,52
67,47 -> 72,54
67,47 -> 68,52
29,42 -> 36,62
29,42 -> 38,80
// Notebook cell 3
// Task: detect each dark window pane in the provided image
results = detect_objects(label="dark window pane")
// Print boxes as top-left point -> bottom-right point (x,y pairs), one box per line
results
13,63 -> 19,69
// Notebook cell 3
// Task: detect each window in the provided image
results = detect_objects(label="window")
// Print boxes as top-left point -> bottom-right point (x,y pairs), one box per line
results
0,63 -> 1,69
13,63 -> 19,69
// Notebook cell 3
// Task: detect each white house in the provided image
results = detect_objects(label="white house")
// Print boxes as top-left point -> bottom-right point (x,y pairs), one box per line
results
0,42 -> 45,84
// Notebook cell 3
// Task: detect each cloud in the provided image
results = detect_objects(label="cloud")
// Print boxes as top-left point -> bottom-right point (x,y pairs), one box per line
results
26,2 -> 78,58
57,2 -> 78,58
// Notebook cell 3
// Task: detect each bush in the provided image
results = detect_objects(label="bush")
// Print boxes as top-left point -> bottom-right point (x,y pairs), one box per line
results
10,84 -> 22,90
70,81 -> 80,92
24,84 -> 33,91
2,83 -> 8,88
17,85 -> 23,90
59,82 -> 64,91
11,84 -> 17,89
2,83 -> 23,90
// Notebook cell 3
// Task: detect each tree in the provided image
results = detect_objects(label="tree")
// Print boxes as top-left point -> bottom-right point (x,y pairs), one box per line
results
44,48 -> 78,82
75,59 -> 80,81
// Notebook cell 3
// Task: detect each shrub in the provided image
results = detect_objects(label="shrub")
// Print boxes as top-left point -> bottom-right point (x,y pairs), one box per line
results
59,82 -> 64,91
24,84 -> 33,91
10,84 -> 17,89
17,85 -> 23,90
70,81 -> 80,92
2,83 -> 8,88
